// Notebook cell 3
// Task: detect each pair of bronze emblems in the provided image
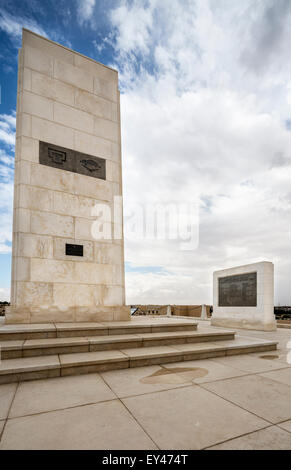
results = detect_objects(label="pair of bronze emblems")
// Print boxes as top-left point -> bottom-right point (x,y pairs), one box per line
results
39,141 -> 106,180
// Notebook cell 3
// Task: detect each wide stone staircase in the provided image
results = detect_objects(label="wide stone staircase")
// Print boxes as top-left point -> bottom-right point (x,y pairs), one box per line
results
0,318 -> 277,384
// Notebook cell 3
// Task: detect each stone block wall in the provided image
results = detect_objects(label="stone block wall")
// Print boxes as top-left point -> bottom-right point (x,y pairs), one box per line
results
7,29 -> 129,323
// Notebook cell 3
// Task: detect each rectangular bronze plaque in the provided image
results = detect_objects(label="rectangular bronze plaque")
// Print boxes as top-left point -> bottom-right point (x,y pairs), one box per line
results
218,272 -> 257,307
66,244 -> 84,257
39,141 -> 106,180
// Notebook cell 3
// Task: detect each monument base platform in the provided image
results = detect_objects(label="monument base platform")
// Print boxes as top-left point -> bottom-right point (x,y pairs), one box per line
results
5,305 -> 131,324
211,317 -> 277,332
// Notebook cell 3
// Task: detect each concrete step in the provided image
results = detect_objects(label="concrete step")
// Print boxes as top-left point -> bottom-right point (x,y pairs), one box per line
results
0,320 -> 198,341
277,323 -> 291,329
0,337 -> 277,384
0,330 -> 235,359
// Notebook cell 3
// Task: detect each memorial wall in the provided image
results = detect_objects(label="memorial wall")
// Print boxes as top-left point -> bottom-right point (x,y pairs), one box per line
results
7,29 -> 130,324
211,261 -> 276,331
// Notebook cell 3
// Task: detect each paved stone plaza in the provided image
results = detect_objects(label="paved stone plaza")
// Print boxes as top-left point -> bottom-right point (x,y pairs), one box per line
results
0,317 -> 291,450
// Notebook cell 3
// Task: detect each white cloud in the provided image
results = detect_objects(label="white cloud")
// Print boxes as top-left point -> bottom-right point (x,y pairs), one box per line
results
0,113 -> 16,148
0,287 -> 10,301
106,0 -> 291,305
110,2 -> 153,54
0,111 -> 15,254
77,0 -> 95,25
0,9 -> 46,41
0,8 -> 72,49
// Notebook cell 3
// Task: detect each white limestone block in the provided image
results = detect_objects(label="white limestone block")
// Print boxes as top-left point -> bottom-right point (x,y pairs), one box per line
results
23,68 -> 32,91
75,89 -> 112,120
15,281 -> 53,306
94,76 -> 118,103
111,142 -> 121,162
17,233 -> 53,259
31,115 -> 74,148
54,59 -> 93,92
54,101 -> 94,134
94,117 -> 119,143
24,45 -> 54,77
75,284 -> 103,306
18,136 -> 39,163
31,70 -> 75,106
22,90 -> 54,120
23,29 -> 75,65
31,211 -> 74,237
13,257 -> 30,281
75,218 -> 112,242
73,129 -> 111,160
30,163 -> 75,193
74,262 -> 113,285
30,258 -> 75,283
16,113 -> 31,138
52,191 -> 96,219
19,184 -> 54,212
112,264 -> 125,285
211,261 -> 276,331
94,243 -> 123,265
111,102 -> 118,122
107,160 -> 121,183
14,208 -> 31,233
53,237 -> 93,262
74,53 -> 117,83
53,283 -> 75,308
103,285 -> 124,306
73,172 -> 112,200
14,161 -> 31,184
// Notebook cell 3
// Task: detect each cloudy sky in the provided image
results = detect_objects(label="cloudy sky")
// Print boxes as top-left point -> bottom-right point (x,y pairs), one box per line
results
0,0 -> 291,305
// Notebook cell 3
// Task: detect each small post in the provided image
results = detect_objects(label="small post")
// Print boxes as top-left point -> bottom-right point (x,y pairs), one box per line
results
201,304 -> 207,320
167,305 -> 172,317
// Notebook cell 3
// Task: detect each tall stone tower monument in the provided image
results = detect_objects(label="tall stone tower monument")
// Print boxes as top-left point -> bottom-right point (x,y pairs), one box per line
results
7,29 -> 130,324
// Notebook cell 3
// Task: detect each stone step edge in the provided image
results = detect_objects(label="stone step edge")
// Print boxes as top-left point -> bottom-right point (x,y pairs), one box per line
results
0,340 -> 278,384
0,322 -> 198,340
0,331 -> 236,359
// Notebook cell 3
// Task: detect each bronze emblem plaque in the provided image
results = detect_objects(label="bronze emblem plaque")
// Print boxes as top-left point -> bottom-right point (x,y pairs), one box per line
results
218,272 -> 257,307
39,141 -> 106,180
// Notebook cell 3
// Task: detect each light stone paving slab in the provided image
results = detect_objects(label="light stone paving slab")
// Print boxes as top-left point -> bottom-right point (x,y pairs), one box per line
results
0,383 -> 17,419
122,385 -> 268,450
9,373 -> 115,418
207,425 -> 291,450
164,359 -> 248,384
247,349 -> 291,366
0,420 -> 5,437
260,368 -> 291,387
277,420 -> 291,433
0,400 -> 157,450
202,375 -> 291,424
100,365 -> 193,398
211,353 -> 289,373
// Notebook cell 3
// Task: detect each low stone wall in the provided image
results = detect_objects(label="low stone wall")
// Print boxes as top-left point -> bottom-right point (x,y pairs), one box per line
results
132,305 -> 212,318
